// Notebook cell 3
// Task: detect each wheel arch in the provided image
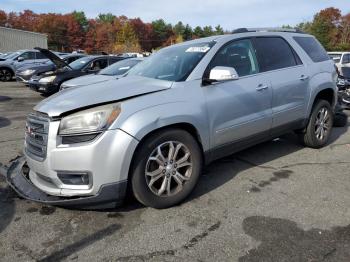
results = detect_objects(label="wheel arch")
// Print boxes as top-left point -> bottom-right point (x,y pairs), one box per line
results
309,88 -> 336,117
125,122 -> 206,197
0,66 -> 14,75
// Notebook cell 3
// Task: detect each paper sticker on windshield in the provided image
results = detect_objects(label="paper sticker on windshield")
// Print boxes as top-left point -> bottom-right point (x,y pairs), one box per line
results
186,46 -> 211,53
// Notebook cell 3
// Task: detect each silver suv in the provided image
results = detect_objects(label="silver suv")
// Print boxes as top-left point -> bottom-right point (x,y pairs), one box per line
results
0,50 -> 49,81
8,29 -> 337,209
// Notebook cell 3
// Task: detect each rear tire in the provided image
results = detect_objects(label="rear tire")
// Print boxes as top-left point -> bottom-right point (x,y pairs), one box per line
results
299,100 -> 333,148
130,129 -> 202,209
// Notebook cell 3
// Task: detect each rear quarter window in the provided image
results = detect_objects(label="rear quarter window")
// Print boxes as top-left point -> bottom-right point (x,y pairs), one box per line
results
253,37 -> 298,72
293,36 -> 330,63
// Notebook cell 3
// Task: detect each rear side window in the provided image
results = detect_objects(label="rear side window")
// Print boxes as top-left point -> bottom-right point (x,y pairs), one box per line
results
253,37 -> 298,72
20,51 -> 36,60
36,52 -> 47,59
293,37 -> 330,63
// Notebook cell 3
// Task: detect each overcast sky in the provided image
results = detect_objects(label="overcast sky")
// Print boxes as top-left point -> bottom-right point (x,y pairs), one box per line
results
1,0 -> 349,30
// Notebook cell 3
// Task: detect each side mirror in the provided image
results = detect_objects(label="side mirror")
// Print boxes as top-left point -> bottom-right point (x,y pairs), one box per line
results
209,66 -> 239,82
17,57 -> 24,62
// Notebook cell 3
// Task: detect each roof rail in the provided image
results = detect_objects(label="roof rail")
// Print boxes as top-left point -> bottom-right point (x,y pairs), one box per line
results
232,27 -> 305,34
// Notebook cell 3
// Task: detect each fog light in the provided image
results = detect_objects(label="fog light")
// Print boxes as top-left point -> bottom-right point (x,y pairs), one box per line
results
57,172 -> 90,185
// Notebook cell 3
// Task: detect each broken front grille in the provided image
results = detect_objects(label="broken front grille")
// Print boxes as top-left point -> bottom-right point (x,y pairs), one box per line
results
25,113 -> 49,161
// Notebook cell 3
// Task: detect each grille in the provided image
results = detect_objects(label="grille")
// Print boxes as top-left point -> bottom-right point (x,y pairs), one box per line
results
25,113 -> 49,161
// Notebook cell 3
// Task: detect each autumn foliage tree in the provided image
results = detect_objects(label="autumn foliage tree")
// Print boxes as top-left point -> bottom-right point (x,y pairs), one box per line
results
1,7 -> 348,53
299,7 -> 350,51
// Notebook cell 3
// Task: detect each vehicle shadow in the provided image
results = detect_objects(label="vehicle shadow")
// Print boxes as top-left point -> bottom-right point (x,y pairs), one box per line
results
0,117 -> 11,128
0,173 -> 16,234
187,121 -> 349,202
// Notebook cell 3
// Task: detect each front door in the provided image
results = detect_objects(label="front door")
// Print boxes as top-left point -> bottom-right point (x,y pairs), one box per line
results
203,38 -> 273,149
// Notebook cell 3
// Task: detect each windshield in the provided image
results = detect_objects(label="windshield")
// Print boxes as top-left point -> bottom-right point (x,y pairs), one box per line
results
99,59 -> 141,76
4,52 -> 21,60
329,54 -> 341,63
127,41 -> 215,82
69,56 -> 94,70
339,67 -> 350,78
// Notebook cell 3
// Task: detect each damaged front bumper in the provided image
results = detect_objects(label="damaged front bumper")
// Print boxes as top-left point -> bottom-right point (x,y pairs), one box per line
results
6,156 -> 127,209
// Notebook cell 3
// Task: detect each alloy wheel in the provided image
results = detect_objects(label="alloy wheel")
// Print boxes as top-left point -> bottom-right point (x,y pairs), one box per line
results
315,107 -> 331,141
145,141 -> 192,197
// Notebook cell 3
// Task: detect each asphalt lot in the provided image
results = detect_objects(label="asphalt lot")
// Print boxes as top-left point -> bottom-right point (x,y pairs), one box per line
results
1,81 -> 350,262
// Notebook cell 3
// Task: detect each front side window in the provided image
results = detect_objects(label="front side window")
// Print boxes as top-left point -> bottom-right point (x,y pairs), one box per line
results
254,37 -> 297,72
209,39 -> 259,77
20,51 -> 36,60
128,41 -> 215,82
294,36 -> 330,63
89,58 -> 108,71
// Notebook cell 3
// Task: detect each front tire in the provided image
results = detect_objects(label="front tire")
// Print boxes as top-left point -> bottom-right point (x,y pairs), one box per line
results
0,68 -> 13,81
130,129 -> 202,209
299,100 -> 334,148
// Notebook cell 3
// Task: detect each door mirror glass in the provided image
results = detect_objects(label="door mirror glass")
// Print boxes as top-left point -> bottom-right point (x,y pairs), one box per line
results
17,57 -> 24,62
209,66 -> 239,82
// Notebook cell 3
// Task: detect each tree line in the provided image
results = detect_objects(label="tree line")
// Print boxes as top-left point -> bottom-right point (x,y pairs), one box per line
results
0,7 -> 349,53
296,7 -> 350,51
0,10 -> 224,53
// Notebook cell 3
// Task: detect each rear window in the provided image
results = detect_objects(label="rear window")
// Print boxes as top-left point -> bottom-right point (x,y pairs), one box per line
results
253,37 -> 298,72
294,37 -> 330,63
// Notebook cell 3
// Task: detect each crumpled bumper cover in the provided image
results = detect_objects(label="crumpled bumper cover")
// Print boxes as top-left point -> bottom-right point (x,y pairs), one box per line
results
6,156 -> 127,209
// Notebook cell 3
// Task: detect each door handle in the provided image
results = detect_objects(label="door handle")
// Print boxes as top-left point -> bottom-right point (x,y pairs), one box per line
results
256,84 -> 269,91
299,75 -> 309,81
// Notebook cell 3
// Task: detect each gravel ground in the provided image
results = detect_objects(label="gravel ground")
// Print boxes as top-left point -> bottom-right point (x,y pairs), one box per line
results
1,82 -> 350,262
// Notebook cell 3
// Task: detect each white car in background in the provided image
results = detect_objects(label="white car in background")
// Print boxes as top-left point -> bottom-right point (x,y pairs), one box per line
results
328,52 -> 350,69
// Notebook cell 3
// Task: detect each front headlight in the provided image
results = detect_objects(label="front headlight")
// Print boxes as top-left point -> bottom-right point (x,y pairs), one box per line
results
21,69 -> 35,75
58,103 -> 121,135
39,75 -> 56,83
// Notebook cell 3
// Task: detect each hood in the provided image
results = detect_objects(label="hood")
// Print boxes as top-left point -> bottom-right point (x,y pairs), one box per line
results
34,76 -> 173,117
63,74 -> 114,88
34,47 -> 70,69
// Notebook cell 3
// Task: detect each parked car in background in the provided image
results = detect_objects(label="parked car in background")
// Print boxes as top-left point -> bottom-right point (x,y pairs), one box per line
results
0,49 -> 49,81
0,52 -> 13,59
328,52 -> 350,69
118,52 -> 144,58
60,58 -> 143,90
7,28 -> 337,209
28,48 -> 126,94
337,66 -> 350,108
16,53 -> 86,85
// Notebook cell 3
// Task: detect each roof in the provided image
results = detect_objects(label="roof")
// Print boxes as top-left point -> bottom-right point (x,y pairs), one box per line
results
0,26 -> 47,37
328,52 -> 350,55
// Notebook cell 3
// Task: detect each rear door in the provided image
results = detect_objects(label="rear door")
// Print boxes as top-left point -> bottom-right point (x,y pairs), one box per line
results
253,36 -> 308,130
